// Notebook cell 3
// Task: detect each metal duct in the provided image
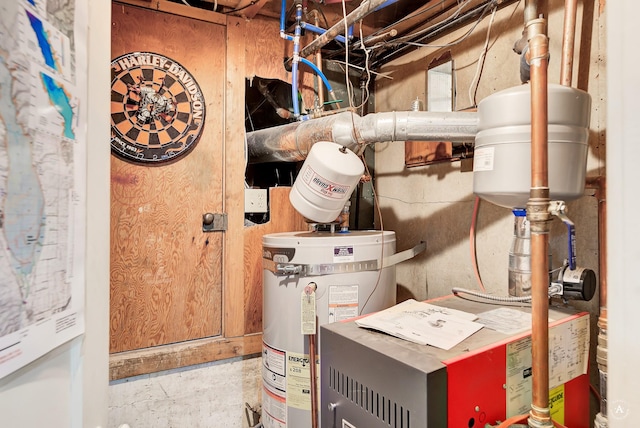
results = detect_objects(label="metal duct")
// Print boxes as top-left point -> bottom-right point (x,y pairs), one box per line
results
246,110 -> 478,163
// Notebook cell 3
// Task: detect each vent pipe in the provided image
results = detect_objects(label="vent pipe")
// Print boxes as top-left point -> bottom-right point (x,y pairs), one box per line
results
246,110 -> 478,164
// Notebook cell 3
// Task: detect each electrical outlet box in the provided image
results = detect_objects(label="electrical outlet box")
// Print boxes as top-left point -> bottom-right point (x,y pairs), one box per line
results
245,188 -> 268,213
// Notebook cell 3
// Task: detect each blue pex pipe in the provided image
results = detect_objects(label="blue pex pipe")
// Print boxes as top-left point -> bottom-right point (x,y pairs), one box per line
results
374,0 -> 399,11
300,22 -> 347,44
280,0 -> 286,33
280,0 -> 293,40
298,57 -> 333,93
291,5 -> 303,118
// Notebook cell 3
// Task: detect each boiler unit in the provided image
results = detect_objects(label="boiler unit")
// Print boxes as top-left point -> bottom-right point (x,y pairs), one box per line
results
262,230 -> 403,428
320,296 -> 590,428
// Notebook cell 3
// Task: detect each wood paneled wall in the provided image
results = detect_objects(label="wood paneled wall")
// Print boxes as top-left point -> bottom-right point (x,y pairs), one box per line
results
110,1 -> 309,379
110,4 -> 226,353
243,188 -> 308,334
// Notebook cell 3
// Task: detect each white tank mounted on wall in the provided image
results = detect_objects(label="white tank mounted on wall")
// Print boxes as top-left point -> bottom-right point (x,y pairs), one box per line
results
473,83 -> 592,209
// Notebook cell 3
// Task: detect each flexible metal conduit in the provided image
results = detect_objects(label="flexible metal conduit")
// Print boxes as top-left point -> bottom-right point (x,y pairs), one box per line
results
245,110 -> 478,163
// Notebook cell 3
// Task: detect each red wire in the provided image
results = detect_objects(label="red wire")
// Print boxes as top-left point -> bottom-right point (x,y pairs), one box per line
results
470,196 -> 486,291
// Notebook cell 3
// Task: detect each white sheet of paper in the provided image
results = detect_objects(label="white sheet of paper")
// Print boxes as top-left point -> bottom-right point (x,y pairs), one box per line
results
476,307 -> 533,335
355,299 -> 484,350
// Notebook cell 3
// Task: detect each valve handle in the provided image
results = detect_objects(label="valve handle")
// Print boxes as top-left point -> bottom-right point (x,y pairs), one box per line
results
565,220 -> 577,270
556,211 -> 576,271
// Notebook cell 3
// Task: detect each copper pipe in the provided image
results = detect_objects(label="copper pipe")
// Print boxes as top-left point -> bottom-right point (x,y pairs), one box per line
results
529,232 -> 552,426
526,16 -> 554,428
524,0 -> 538,22
309,332 -> 318,428
560,0 -> 578,86
310,10 -> 325,108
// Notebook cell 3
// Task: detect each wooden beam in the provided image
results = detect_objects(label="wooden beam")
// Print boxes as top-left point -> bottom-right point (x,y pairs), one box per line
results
223,15 -> 248,338
109,334 -> 263,380
114,0 -> 226,25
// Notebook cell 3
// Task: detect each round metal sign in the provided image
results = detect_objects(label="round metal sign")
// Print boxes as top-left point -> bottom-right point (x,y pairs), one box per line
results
110,52 -> 205,163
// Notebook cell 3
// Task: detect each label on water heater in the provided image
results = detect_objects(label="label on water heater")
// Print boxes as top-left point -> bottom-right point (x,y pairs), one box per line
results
287,351 -> 313,411
473,146 -> 495,171
301,290 -> 317,335
328,285 -> 359,323
262,387 -> 286,428
333,245 -> 355,262
301,165 -> 351,199
262,342 -> 287,427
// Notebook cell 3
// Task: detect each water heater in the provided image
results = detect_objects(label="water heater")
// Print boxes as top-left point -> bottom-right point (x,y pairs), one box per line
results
473,83 -> 591,209
261,230 -> 397,428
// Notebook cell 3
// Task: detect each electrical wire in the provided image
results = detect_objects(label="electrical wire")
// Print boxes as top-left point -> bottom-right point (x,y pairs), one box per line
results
359,149 -> 385,315
453,283 -> 563,303
368,0 -> 469,39
590,382 -> 602,403
468,2 -> 496,107
341,0 -> 353,109
468,0 -> 521,106
404,0 -> 497,49
469,196 -> 486,291
452,287 -> 533,302
352,21 -> 372,112
392,0 -> 474,44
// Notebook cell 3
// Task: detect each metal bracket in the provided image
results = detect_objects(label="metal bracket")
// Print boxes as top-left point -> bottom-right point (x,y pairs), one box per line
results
263,241 -> 426,277
202,213 -> 227,232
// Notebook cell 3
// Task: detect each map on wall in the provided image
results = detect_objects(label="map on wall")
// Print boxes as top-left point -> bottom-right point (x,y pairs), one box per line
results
0,0 -> 86,379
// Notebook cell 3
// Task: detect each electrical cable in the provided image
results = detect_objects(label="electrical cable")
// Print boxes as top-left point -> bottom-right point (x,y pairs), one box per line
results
368,0 -> 468,39
452,287 -> 533,302
244,103 -> 255,132
469,196 -> 486,291
453,283 -> 563,303
590,382 -> 602,403
359,149 -> 385,315
341,0 -> 353,109
468,0 -> 521,106
405,0 -> 496,48
352,21 -> 372,112
392,0 -> 473,44
468,2 -> 496,107
180,0 -> 191,6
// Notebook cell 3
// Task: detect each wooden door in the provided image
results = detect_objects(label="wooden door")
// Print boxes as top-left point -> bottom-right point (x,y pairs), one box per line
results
110,4 -> 225,353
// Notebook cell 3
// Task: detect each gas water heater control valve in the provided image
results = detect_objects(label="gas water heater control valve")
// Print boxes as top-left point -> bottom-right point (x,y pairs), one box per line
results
547,201 -> 596,301
554,262 -> 597,301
